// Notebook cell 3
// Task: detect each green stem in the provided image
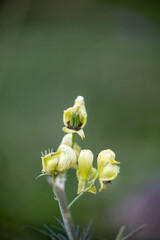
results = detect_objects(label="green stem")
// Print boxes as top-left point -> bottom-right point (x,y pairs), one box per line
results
53,175 -> 78,240
68,192 -> 83,209
72,133 -> 76,148
68,175 -> 99,209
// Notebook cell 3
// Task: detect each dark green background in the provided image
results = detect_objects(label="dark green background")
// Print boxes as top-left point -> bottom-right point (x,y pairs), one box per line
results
0,0 -> 160,239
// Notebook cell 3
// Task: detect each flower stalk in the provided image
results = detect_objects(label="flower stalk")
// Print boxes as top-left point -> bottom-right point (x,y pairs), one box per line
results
68,175 -> 99,209
53,175 -> 78,240
72,133 -> 76,148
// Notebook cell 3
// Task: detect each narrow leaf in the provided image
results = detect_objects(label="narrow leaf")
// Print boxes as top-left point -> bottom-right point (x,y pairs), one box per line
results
122,224 -> 146,240
88,230 -> 95,240
51,224 -> 66,233
115,225 -> 126,240
53,216 -> 65,229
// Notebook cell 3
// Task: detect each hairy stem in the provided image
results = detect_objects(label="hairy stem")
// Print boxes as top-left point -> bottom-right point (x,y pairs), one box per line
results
53,175 -> 78,240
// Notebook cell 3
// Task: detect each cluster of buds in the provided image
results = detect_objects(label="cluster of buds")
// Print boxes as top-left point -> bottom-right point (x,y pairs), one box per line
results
77,148 -> 120,193
40,96 -> 120,193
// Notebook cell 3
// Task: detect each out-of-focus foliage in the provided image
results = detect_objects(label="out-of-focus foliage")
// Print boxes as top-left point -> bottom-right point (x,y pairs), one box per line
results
0,0 -> 160,240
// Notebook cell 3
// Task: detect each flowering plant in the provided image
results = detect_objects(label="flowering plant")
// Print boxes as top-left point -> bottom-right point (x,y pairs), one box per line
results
36,96 -> 144,240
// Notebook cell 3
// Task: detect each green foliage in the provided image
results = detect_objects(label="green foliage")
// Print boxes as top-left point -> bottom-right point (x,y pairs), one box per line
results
31,219 -> 145,240
31,217 -> 94,240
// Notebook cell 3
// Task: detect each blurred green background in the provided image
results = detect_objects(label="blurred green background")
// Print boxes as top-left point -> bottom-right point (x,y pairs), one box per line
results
0,0 -> 160,239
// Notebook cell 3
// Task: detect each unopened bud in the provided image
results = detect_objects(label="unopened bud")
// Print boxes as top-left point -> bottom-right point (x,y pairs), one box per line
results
77,149 -> 97,194
59,133 -> 81,160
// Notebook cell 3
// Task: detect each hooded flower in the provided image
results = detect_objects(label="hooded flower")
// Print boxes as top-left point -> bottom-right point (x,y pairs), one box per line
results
41,144 -> 76,175
62,96 -> 87,139
76,149 -> 97,194
97,149 -> 120,191
59,133 -> 81,160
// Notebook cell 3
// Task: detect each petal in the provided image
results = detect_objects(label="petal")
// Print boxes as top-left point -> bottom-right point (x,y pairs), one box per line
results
41,152 -> 59,175
77,179 -> 87,194
62,127 -> 76,134
63,107 -> 76,126
78,149 -> 93,180
74,96 -> 85,108
110,159 -> 120,165
60,133 -> 72,147
59,134 -> 81,162
88,167 -> 97,182
77,177 -> 97,194
98,150 -> 115,164
97,149 -> 119,173
57,145 -> 77,172
77,129 -> 85,139
99,164 -> 120,181
76,169 -> 82,180
74,96 -> 87,128
72,164 -> 78,170
80,109 -> 87,128
99,179 -> 106,192
88,186 -> 96,194
73,143 -> 81,160
62,125 -> 85,139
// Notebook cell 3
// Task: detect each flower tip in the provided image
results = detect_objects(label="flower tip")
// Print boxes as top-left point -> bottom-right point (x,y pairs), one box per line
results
75,96 -> 84,103
89,186 -> 97,194
77,129 -> 85,139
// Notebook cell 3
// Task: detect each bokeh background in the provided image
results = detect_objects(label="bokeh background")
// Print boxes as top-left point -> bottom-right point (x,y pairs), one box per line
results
0,0 -> 160,239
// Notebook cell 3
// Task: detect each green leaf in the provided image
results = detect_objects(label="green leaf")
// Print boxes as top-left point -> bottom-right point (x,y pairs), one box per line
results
115,225 -> 126,240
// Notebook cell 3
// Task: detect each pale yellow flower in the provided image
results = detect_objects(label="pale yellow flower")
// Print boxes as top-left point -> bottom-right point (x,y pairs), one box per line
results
97,149 -> 120,191
41,145 -> 76,175
62,96 -> 87,139
76,149 -> 97,194
59,133 -> 81,160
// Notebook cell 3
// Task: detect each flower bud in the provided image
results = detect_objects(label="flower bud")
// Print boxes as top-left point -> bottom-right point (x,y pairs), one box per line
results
41,144 -> 76,175
97,149 -> 120,191
60,133 -> 73,146
76,149 -> 97,194
78,150 -> 93,179
62,96 -> 87,139
59,133 -> 81,160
